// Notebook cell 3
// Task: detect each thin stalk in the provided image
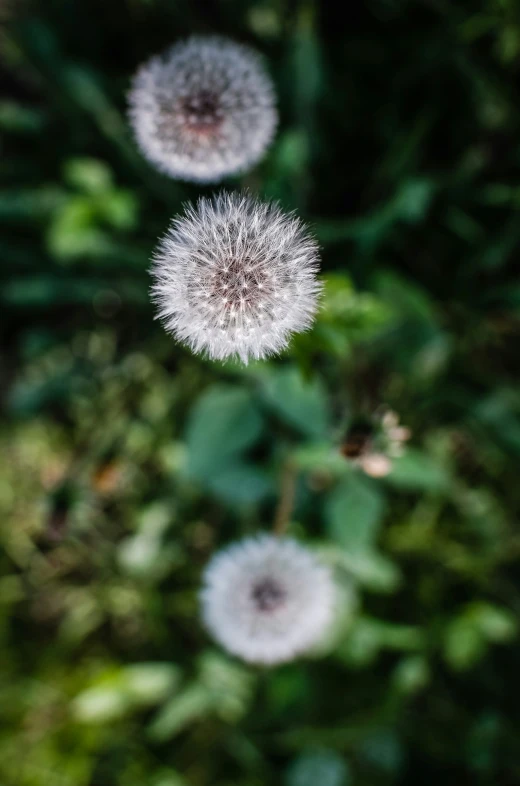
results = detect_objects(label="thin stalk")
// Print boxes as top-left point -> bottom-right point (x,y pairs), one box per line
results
273,458 -> 298,537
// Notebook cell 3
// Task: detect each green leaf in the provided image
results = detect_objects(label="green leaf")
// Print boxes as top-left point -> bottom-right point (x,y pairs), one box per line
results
321,274 -> 393,333
207,463 -> 274,506
334,549 -> 401,593
47,197 -> 105,259
386,449 -> 450,492
97,189 -> 137,229
0,100 -> 46,132
260,366 -> 330,438
473,391 -> 520,455
65,158 -> 113,194
117,534 -> 175,580
148,684 -> 212,741
73,684 -> 130,723
72,664 -> 180,723
393,178 -> 435,223
117,502 -> 179,579
325,473 -> 385,552
468,603 -> 517,642
287,750 -> 351,786
443,603 -> 516,672
374,270 -> 438,322
337,617 -> 382,667
200,652 -> 256,723
185,385 -> 264,480
122,664 -> 180,704
152,772 -> 189,786
392,655 -> 430,695
359,730 -> 404,775
338,617 -> 423,668
293,443 -> 350,476
443,618 -> 487,671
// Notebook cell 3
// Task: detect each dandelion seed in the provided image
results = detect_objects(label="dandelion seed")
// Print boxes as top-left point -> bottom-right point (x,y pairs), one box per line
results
201,535 -> 336,665
128,36 -> 277,182
151,192 -> 321,364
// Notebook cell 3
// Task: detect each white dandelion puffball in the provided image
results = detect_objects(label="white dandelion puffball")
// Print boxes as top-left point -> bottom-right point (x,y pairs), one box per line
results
151,192 -> 321,364
201,536 -> 336,665
128,36 -> 277,182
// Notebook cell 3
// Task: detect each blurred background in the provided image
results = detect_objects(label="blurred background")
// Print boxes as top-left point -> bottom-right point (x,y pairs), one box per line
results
2,1 -> 520,784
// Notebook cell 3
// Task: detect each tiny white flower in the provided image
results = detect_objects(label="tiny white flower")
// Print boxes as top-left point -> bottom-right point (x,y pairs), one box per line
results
151,192 -> 321,364
358,452 -> 392,478
201,535 -> 336,665
341,409 -> 411,478
128,36 -> 277,182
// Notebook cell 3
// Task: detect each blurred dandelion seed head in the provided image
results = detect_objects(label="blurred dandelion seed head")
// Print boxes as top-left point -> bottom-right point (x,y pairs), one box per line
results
151,192 -> 321,363
201,535 -> 336,665
128,36 -> 277,182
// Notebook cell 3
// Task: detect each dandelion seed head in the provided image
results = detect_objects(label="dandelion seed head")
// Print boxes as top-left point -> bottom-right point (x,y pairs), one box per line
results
151,192 -> 321,363
201,535 -> 336,665
128,36 -> 277,182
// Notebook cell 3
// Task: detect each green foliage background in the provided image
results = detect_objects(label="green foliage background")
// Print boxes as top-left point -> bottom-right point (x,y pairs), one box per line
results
2,1 -> 520,784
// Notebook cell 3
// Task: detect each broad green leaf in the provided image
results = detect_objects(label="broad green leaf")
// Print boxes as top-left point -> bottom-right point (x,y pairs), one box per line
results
260,366 -> 330,438
293,443 -> 350,477
207,463 -> 274,506
185,385 -> 264,479
325,473 -> 385,552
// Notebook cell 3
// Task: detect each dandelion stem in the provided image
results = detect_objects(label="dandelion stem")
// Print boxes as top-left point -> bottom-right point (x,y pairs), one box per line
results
273,459 -> 298,537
